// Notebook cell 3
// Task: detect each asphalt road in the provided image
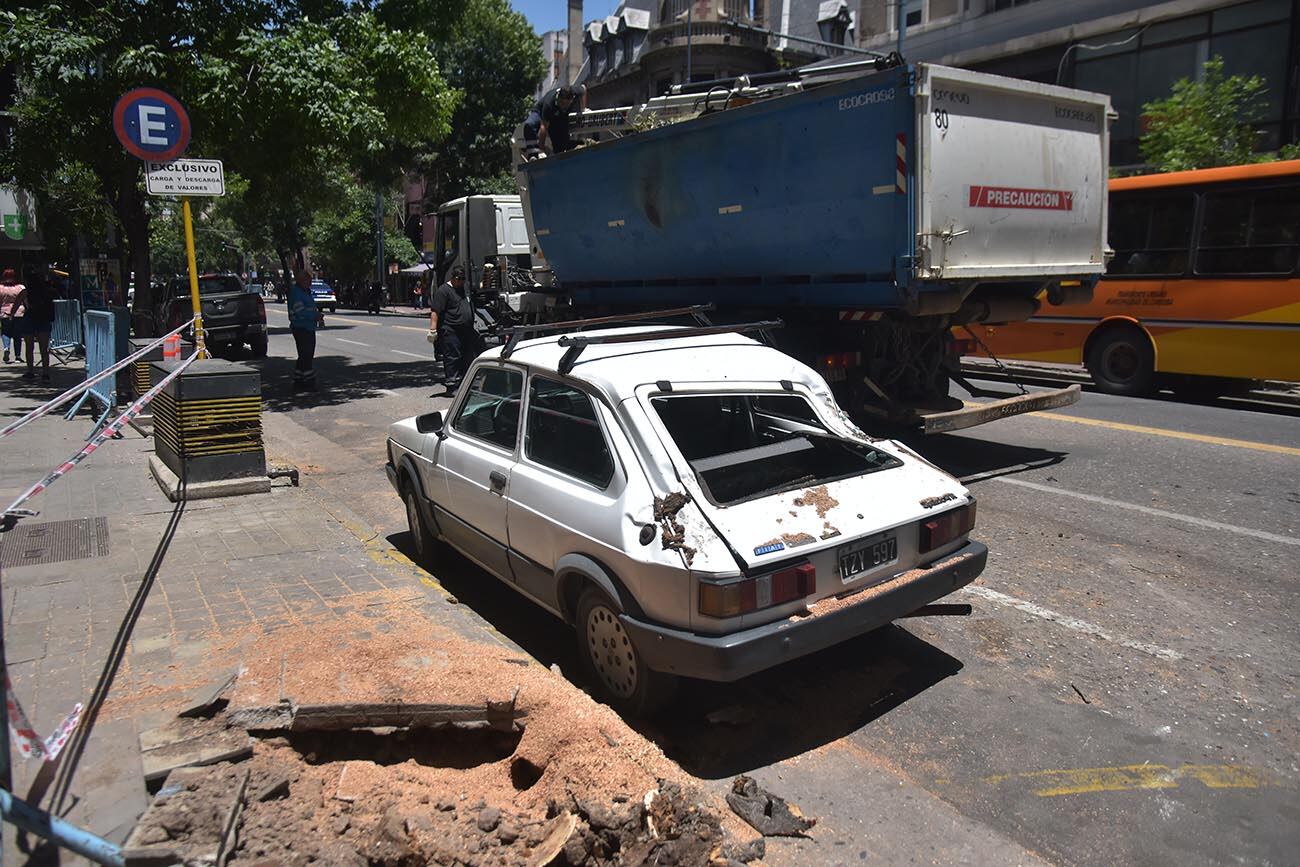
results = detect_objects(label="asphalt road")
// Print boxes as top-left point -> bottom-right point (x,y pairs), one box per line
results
252,304 -> 1299,866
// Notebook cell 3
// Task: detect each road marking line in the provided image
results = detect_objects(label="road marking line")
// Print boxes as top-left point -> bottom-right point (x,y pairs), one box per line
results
993,476 -> 1300,548
961,585 -> 1183,661
391,324 -> 429,333
377,389 -> 400,397
1033,411 -> 1300,457
336,338 -> 369,347
983,763 -> 1266,797
392,349 -> 424,358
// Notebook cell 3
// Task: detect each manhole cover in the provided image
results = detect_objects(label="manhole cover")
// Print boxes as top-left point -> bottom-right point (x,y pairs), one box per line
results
0,518 -> 110,568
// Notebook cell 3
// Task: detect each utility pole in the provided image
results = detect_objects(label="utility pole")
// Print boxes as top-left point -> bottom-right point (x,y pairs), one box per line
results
897,0 -> 906,56
686,0 -> 694,84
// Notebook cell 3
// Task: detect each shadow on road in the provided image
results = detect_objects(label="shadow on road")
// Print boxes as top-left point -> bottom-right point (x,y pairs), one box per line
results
390,531 -> 965,781
902,433 -> 1069,484
234,352 -> 446,413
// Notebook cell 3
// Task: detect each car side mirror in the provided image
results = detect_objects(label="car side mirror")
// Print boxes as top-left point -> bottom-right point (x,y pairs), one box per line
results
417,411 -> 447,440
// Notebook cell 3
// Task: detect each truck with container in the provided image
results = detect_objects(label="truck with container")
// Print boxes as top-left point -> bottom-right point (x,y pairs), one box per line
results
430,56 -> 1113,433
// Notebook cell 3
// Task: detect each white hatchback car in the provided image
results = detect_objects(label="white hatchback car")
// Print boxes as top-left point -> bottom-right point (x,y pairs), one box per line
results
386,322 -> 986,713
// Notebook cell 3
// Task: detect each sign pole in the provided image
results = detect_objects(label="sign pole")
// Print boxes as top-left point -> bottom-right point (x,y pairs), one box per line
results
181,197 -> 207,358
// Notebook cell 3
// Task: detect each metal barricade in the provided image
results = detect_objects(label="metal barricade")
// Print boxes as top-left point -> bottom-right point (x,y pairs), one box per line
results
64,309 -> 118,434
49,299 -> 83,361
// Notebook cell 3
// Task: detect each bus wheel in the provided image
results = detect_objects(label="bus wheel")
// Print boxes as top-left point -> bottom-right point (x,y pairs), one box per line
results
1087,326 -> 1154,396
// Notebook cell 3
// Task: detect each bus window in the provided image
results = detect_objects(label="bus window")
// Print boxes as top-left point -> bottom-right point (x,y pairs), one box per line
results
1107,193 -> 1194,276
1195,186 -> 1300,276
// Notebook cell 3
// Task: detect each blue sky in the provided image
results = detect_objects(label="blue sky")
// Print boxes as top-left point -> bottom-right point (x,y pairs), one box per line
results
511,0 -> 622,36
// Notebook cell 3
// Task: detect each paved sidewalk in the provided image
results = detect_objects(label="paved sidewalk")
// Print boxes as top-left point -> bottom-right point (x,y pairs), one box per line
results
0,360 -> 514,864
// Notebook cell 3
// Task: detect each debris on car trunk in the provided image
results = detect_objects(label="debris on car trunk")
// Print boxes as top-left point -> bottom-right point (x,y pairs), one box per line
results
654,491 -> 697,565
725,774 -> 816,837
792,485 -> 839,519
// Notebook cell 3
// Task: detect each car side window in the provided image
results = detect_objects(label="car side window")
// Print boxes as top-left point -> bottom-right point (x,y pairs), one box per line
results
525,377 -> 615,488
452,367 -> 524,450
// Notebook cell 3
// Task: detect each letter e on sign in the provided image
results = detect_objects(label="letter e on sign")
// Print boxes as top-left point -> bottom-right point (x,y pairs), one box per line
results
113,88 -> 191,161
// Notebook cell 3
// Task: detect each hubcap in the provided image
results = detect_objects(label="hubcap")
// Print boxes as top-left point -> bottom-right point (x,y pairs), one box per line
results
586,604 -> 637,699
405,492 -> 424,556
1102,342 -> 1139,382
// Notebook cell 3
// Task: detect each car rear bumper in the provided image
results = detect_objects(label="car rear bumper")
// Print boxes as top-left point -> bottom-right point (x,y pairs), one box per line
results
622,540 -> 987,682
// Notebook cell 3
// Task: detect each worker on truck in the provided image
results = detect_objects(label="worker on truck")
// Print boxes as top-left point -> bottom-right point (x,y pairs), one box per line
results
523,84 -> 585,158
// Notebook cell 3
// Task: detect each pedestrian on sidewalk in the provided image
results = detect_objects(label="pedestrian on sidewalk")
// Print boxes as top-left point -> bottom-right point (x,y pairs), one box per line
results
0,268 -> 27,364
20,274 -> 53,382
429,265 -> 478,392
412,281 -> 425,310
288,264 -> 319,392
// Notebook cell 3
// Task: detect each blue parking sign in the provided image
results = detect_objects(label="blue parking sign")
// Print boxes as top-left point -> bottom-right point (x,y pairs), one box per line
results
113,88 -> 191,161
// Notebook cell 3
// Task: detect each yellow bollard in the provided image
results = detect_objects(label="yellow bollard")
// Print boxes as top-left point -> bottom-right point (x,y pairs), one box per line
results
181,197 -> 207,359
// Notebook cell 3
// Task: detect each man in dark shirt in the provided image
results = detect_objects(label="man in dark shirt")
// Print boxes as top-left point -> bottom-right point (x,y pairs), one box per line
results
523,84 -> 585,158
429,265 -> 478,391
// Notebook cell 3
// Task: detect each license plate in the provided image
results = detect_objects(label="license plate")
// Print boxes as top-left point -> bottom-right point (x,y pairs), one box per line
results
838,534 -> 897,581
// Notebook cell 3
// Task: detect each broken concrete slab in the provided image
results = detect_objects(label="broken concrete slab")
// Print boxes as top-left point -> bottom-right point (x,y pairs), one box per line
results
123,764 -> 249,867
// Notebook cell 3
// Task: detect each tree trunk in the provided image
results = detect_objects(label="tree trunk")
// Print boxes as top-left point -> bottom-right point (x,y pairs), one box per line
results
114,159 -> 153,315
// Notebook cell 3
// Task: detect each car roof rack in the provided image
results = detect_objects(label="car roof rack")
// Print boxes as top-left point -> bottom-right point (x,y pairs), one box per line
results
499,304 -> 715,359
554,319 -> 784,375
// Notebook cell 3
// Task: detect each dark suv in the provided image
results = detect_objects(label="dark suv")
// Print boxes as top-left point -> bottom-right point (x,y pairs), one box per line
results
160,274 -> 268,357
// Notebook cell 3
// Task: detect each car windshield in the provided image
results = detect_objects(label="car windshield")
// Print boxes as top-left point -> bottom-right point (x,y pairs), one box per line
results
651,393 -> 900,505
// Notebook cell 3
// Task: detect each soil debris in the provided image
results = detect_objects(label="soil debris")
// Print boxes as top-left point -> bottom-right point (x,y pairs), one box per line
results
725,774 -> 815,837
780,532 -> 816,547
125,593 -> 763,866
654,492 -> 696,566
792,485 -> 839,519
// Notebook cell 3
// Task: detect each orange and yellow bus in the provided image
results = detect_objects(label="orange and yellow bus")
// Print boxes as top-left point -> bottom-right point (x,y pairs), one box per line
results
964,160 -> 1300,396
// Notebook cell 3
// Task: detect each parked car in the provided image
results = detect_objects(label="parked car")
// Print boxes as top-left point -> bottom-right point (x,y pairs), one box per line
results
385,323 -> 986,714
311,279 -> 337,314
160,274 -> 268,357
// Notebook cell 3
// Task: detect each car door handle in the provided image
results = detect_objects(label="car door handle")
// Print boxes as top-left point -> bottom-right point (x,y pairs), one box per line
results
488,470 -> 507,494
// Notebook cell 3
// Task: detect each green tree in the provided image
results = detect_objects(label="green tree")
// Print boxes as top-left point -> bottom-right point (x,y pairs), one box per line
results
307,185 -> 417,288
416,0 -> 546,206
1139,56 -> 1269,172
0,1 -> 458,310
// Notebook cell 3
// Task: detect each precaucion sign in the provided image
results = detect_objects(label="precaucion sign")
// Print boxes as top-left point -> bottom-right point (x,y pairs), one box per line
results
145,159 -> 225,197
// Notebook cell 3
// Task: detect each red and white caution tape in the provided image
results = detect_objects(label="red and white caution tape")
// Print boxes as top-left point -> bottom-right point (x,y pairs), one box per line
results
0,317 -> 197,440
5,674 -> 83,762
2,349 -> 200,519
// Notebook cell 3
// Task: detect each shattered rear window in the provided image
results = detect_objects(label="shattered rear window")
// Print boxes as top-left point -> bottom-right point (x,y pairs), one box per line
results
651,393 -> 901,505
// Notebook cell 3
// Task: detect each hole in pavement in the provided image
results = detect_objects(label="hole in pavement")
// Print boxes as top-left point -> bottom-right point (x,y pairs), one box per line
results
509,756 -> 545,791
282,726 -> 522,769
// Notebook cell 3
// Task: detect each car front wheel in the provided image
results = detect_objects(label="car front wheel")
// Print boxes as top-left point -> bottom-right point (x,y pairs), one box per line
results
403,483 -> 436,563
576,587 -> 676,716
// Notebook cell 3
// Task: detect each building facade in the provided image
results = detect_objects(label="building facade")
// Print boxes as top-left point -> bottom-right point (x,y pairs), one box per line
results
537,29 -> 570,98
853,0 -> 1299,168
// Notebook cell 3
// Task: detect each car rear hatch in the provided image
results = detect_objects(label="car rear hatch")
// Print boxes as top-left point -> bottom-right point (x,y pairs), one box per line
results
635,384 -> 973,603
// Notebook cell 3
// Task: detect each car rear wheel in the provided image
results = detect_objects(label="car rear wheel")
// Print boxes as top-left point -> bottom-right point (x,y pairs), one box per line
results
403,483 -> 436,563
576,587 -> 676,716
1087,325 -> 1155,396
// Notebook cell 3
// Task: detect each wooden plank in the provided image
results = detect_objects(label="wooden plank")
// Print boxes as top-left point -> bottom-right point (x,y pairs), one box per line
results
140,732 -> 253,783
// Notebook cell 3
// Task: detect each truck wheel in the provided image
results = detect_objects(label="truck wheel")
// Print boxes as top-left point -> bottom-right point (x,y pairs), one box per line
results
1087,326 -> 1154,396
248,334 -> 268,358
403,482 -> 436,563
576,587 -> 676,716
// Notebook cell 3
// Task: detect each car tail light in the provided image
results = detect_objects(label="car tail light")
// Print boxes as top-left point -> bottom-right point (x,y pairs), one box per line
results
255,294 -> 266,322
698,563 -> 816,618
919,501 -> 976,553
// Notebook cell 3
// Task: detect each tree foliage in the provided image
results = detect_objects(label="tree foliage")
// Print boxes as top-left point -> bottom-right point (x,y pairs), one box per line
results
418,0 -> 546,205
0,0 -> 460,308
307,186 -> 417,287
1139,56 -> 1269,173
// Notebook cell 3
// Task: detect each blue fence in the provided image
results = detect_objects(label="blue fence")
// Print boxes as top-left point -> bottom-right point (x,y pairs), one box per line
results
64,309 -> 120,434
50,299 -> 83,361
